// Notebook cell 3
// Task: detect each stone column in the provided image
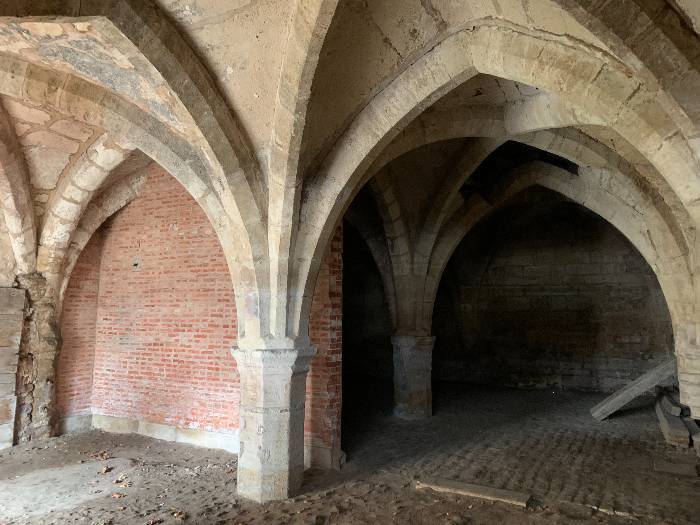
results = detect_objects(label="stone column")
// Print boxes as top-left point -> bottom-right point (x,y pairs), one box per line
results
392,334 -> 434,419
232,343 -> 316,502
14,273 -> 61,442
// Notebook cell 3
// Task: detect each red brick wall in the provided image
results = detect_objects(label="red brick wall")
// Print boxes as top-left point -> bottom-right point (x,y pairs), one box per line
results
56,232 -> 103,417
91,167 -> 239,431
306,225 -> 343,459
59,166 -> 343,454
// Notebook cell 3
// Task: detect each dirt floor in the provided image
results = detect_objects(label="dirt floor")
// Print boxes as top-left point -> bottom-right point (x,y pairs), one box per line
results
1,385 -> 699,524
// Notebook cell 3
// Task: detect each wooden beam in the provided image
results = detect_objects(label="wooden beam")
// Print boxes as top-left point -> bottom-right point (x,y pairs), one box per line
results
415,478 -> 531,507
590,358 -> 676,421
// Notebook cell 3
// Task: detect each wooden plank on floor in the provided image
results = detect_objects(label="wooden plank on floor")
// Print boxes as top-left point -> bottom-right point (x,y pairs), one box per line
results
652,458 -> 698,477
590,358 -> 676,421
415,478 -> 531,507
655,397 -> 690,447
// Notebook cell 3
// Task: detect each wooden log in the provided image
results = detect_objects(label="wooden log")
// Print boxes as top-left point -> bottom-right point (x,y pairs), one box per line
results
655,397 -> 690,447
590,358 -> 676,421
415,478 -> 531,507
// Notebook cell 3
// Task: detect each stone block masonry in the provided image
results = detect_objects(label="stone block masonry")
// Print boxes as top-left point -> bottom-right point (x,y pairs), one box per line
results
433,190 -> 674,392
0,287 -> 25,449
57,167 -> 343,463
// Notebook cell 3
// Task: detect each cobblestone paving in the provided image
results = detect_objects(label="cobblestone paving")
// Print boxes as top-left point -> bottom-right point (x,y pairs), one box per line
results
343,385 -> 700,523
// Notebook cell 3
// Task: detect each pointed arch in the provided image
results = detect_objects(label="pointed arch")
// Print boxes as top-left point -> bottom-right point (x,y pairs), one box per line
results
0,101 -> 35,274
291,23 -> 700,342
37,134 -> 135,297
423,160 -> 695,407
57,167 -> 149,307
0,54 -> 265,337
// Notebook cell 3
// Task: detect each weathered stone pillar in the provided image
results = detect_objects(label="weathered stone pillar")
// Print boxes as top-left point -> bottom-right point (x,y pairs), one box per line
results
14,273 -> 61,442
232,343 -> 316,502
392,334 -> 434,419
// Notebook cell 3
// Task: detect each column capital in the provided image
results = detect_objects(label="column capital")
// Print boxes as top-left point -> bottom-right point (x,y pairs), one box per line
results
232,344 -> 316,373
235,335 -> 312,352
391,334 -> 435,350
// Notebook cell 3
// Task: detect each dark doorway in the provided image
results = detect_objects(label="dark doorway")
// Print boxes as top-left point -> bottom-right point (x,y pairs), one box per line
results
432,186 -> 674,399
341,220 -> 394,455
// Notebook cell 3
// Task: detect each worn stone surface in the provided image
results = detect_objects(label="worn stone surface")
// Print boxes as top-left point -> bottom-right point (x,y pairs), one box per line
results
14,273 -> 60,443
8,418 -> 695,525
233,345 -> 316,502
591,360 -> 677,421
392,335 -> 434,420
0,287 -> 24,449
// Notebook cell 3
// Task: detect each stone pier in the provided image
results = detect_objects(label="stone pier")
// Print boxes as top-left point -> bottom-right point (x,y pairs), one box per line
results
392,335 -> 434,420
232,343 -> 316,502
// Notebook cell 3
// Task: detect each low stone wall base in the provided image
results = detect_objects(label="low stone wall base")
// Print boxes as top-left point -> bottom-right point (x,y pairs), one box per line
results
305,443 -> 346,470
58,414 -> 344,469
58,413 -> 240,454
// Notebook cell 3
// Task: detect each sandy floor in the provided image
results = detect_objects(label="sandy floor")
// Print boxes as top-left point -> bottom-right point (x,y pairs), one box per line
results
1,385 -> 699,524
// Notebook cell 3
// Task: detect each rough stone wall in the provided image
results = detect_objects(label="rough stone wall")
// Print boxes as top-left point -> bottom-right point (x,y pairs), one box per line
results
0,219 -> 16,286
58,167 -> 343,457
14,272 -> 61,442
433,190 -> 674,393
56,233 -> 103,418
0,287 -> 24,449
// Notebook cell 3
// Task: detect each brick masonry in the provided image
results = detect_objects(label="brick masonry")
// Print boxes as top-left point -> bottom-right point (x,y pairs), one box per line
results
57,167 -> 343,463
306,225 -> 343,467
56,233 -> 102,419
